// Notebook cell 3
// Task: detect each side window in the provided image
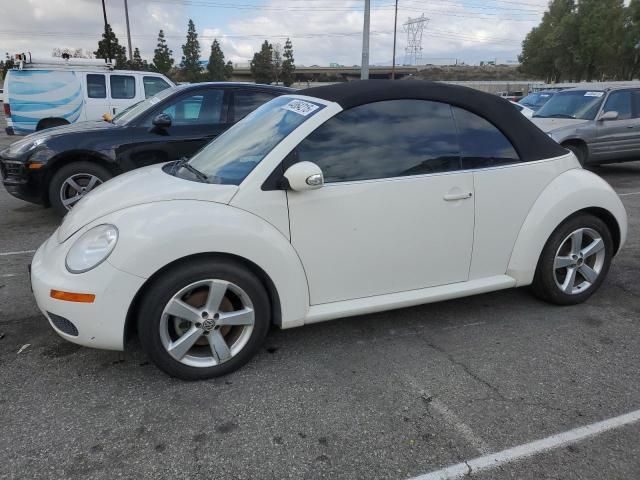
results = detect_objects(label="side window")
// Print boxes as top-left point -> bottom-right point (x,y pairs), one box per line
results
233,91 -> 277,121
110,75 -> 136,99
603,90 -> 633,120
87,74 -> 106,98
159,90 -> 224,126
297,99 -> 460,183
143,76 -> 171,98
452,107 -> 520,169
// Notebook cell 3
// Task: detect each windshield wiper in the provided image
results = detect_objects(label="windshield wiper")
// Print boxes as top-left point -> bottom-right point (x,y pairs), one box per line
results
173,157 -> 210,183
546,113 -> 576,119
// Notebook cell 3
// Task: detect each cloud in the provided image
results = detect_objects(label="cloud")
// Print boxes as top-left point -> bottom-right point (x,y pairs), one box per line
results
197,0 -> 542,66
0,0 -> 187,62
0,0 -> 542,66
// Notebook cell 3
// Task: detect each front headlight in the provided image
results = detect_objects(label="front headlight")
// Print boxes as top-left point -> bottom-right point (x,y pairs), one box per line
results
6,137 -> 46,157
65,224 -> 118,274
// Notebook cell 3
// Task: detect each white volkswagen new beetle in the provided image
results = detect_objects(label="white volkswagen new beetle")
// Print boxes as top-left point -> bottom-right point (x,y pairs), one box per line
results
31,81 -> 627,380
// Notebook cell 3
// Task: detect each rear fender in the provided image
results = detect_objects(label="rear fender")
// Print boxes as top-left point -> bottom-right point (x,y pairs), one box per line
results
507,169 -> 627,285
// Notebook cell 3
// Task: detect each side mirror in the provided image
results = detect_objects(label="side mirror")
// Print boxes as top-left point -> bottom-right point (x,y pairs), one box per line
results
283,161 -> 324,192
598,111 -> 619,121
152,113 -> 172,128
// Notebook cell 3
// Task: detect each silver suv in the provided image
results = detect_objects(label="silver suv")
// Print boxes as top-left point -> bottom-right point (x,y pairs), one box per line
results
531,85 -> 640,166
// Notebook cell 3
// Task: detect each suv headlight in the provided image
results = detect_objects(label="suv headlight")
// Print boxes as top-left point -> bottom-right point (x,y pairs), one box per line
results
6,138 -> 46,157
65,224 -> 118,274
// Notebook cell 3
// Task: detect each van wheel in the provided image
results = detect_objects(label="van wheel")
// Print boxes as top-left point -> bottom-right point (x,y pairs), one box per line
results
532,214 -> 613,305
48,162 -> 113,215
36,118 -> 69,131
138,259 -> 271,380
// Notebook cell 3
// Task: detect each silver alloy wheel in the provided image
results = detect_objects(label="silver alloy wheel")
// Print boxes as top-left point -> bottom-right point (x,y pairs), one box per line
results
159,279 -> 255,368
553,227 -> 606,295
59,173 -> 103,210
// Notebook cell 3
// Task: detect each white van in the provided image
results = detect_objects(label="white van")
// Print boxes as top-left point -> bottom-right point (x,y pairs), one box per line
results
3,55 -> 174,135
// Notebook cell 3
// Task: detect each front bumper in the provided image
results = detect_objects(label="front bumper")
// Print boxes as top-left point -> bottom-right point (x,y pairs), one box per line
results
30,232 -> 146,351
0,156 -> 46,204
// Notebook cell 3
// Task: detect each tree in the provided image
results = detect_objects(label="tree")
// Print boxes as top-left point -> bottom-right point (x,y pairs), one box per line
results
152,29 -> 174,75
224,60 -> 234,80
94,23 -> 127,68
128,47 -> 148,71
250,40 -> 274,84
206,39 -> 227,81
281,38 -> 296,86
576,0 -> 625,80
272,43 -> 282,84
181,19 -> 202,82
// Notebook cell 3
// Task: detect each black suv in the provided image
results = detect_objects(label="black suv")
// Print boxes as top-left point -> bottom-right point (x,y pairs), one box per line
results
0,82 -> 293,214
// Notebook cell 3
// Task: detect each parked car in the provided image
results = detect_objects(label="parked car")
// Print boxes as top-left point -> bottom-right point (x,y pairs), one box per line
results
518,90 -> 556,112
496,90 -> 524,102
3,54 -> 173,135
510,100 -> 534,118
0,82 -> 293,214
30,80 -> 627,380
531,85 -> 640,166
0,87 -> 4,103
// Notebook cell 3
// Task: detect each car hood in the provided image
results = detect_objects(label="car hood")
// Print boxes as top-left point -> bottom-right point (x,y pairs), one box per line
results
57,163 -> 238,242
4,121 -> 118,154
530,117 -> 589,132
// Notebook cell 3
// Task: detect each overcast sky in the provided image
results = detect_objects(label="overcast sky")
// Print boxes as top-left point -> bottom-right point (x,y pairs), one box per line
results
0,0 -> 548,66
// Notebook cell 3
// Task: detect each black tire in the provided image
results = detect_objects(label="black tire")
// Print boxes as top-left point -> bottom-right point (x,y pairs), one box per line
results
564,143 -> 587,167
36,118 -> 69,131
138,259 -> 271,380
48,161 -> 113,216
532,214 -> 613,305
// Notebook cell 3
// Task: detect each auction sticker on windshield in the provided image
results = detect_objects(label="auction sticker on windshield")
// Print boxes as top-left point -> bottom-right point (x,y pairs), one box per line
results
584,91 -> 604,97
282,99 -> 320,116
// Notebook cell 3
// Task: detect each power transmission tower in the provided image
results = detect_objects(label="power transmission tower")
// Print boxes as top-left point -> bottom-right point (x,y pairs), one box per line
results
403,14 -> 428,66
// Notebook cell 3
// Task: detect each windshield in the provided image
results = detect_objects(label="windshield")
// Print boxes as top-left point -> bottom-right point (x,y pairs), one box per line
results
179,96 -> 325,185
533,90 -> 604,120
112,87 -> 176,125
519,92 -> 553,109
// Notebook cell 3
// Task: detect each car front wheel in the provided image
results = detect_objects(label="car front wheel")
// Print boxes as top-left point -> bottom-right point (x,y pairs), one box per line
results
532,214 -> 613,305
138,259 -> 271,380
48,161 -> 113,215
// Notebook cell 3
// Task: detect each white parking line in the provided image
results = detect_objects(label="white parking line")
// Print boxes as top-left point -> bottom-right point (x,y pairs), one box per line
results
619,191 -> 640,196
1,273 -> 18,278
408,408 -> 640,480
0,249 -> 36,256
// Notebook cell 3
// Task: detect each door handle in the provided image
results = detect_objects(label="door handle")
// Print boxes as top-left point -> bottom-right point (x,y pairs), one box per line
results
443,192 -> 473,201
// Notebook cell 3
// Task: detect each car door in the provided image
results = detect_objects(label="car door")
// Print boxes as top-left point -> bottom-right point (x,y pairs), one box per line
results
108,73 -> 138,116
285,99 -> 474,305
84,73 -> 109,121
120,88 -> 230,170
594,89 -> 640,161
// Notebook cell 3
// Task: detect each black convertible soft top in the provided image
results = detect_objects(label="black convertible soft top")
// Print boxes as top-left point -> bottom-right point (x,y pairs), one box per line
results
300,80 -> 567,162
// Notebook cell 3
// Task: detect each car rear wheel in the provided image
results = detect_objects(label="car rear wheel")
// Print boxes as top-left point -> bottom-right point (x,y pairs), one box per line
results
564,143 -> 587,166
138,259 -> 271,380
532,214 -> 613,305
48,161 -> 113,215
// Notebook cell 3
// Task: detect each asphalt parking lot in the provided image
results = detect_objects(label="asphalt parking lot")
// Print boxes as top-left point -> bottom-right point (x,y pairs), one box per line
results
1,118 -> 639,480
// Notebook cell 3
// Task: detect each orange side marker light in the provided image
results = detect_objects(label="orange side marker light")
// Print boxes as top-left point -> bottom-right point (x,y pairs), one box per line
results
50,290 -> 96,303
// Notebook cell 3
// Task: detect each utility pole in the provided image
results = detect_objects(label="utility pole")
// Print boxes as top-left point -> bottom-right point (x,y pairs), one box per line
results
361,0 -> 370,80
124,0 -> 133,61
101,0 -> 112,62
391,0 -> 398,80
